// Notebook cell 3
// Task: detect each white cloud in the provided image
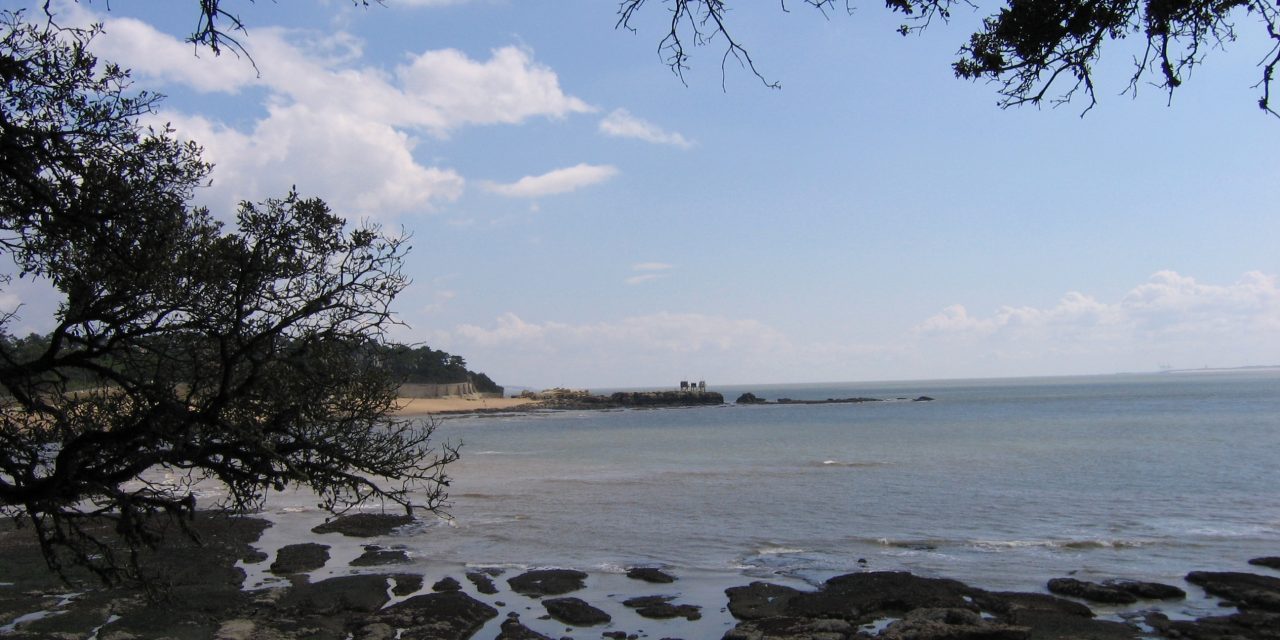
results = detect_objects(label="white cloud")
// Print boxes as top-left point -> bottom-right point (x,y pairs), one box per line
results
79,10 -> 592,220
913,271 -> 1280,374
599,109 -> 693,148
484,164 -> 619,198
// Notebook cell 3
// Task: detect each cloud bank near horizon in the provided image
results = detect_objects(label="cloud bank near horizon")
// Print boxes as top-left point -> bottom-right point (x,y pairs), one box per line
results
425,271 -> 1280,388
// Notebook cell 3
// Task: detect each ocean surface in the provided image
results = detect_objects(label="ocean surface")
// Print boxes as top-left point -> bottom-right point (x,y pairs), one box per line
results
242,370 -> 1280,633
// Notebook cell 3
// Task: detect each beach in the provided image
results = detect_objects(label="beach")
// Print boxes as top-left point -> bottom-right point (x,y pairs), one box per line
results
394,396 -> 543,416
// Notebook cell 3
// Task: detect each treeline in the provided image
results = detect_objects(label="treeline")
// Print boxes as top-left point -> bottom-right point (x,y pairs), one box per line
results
0,332 -> 500,394
365,342 -> 501,393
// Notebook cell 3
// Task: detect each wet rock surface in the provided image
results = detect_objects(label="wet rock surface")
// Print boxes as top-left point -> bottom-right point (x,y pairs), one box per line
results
1186,571 -> 1280,612
1249,557 -> 1280,570
6,515 -> 1280,640
627,566 -> 677,583
506,568 -> 588,596
541,596 -> 611,626
351,546 -> 410,566
269,542 -> 331,575
311,513 -> 414,537
466,570 -> 499,594
1047,577 -> 1139,604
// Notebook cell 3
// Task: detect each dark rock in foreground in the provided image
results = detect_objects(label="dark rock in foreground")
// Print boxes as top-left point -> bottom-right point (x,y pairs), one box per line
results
723,572 -> 1151,640
1047,577 -> 1138,604
497,614 -> 555,640
542,596 -> 611,626
467,570 -> 500,594
351,546 -> 410,566
880,607 -> 1029,639
1105,579 -> 1186,600
270,542 -> 331,575
1147,609 -> 1280,640
433,576 -> 463,592
279,574 -> 391,614
372,590 -> 498,640
627,566 -> 676,583
311,513 -> 414,537
1187,571 -> 1280,612
507,568 -> 589,596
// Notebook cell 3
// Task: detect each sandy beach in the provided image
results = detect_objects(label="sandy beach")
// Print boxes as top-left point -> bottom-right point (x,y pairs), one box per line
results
393,396 -> 543,416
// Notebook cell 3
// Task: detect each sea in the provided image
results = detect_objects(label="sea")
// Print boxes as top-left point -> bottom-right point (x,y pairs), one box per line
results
239,370 -> 1280,635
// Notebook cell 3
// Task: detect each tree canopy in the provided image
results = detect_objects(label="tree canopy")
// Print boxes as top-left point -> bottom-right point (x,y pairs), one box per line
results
0,10 -> 457,582
158,0 -> 1280,116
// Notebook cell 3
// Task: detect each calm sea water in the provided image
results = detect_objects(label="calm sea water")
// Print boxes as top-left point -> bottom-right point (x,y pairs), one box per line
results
400,371 -> 1280,595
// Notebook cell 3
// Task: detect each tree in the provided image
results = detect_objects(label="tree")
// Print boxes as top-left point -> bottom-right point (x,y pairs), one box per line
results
0,10 -> 458,583
58,1 -> 1280,115
616,0 -> 1280,115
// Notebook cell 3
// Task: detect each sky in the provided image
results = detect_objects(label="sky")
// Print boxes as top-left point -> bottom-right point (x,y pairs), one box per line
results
6,0 -> 1280,388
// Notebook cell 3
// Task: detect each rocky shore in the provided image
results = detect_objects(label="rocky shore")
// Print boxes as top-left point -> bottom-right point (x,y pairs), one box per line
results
2,514 -> 1278,640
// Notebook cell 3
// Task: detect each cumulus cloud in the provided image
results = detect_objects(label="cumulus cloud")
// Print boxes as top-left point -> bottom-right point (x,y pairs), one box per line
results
79,10 -> 592,220
484,164 -> 619,198
914,271 -> 1280,374
599,109 -> 693,148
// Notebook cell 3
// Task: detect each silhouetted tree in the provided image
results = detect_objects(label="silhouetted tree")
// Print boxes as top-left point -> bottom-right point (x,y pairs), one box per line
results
88,0 -> 1280,115
617,0 -> 1280,115
0,11 -> 457,583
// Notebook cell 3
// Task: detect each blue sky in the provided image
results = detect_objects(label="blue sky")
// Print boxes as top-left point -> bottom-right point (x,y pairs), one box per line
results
8,1 -> 1280,388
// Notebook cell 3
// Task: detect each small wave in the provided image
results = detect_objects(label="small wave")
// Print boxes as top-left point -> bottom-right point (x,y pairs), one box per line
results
757,546 -> 807,556
970,538 -> 1154,551
815,460 -> 888,468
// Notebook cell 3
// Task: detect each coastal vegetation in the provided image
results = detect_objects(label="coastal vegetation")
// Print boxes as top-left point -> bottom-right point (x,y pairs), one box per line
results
0,10 -> 456,583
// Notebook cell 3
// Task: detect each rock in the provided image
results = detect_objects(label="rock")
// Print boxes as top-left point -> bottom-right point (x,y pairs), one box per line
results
466,571 -> 499,594
433,576 -> 463,592
311,513 -> 414,537
373,591 -> 498,640
1146,609 -> 1280,640
354,622 -> 399,640
981,591 -> 1096,619
496,615 -> 555,640
269,543 -> 330,575
627,567 -> 676,583
985,592 -> 1155,640
725,582 -> 804,620
736,392 -> 767,404
391,574 -> 423,596
1103,579 -> 1186,600
541,597 -> 611,626
1250,557 -> 1280,570
278,574 -> 391,614
350,548 -> 409,566
880,607 -> 1029,640
913,396 -> 935,402
1046,578 -> 1138,604
623,595 -> 675,608
1186,571 -> 1280,612
723,616 -> 854,640
507,569 -> 589,597
634,602 -> 701,621
791,572 -> 984,619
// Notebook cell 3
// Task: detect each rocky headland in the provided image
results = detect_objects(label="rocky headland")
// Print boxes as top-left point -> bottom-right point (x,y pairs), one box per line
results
2,513 -> 1278,640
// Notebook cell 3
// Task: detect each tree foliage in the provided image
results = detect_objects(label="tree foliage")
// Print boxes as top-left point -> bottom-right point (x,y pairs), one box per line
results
68,1 -> 1280,115
621,0 -> 1280,115
0,10 -> 457,583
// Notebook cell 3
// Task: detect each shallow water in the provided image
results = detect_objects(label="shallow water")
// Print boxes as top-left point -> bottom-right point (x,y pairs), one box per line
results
414,372 -> 1280,589
240,371 -> 1280,635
